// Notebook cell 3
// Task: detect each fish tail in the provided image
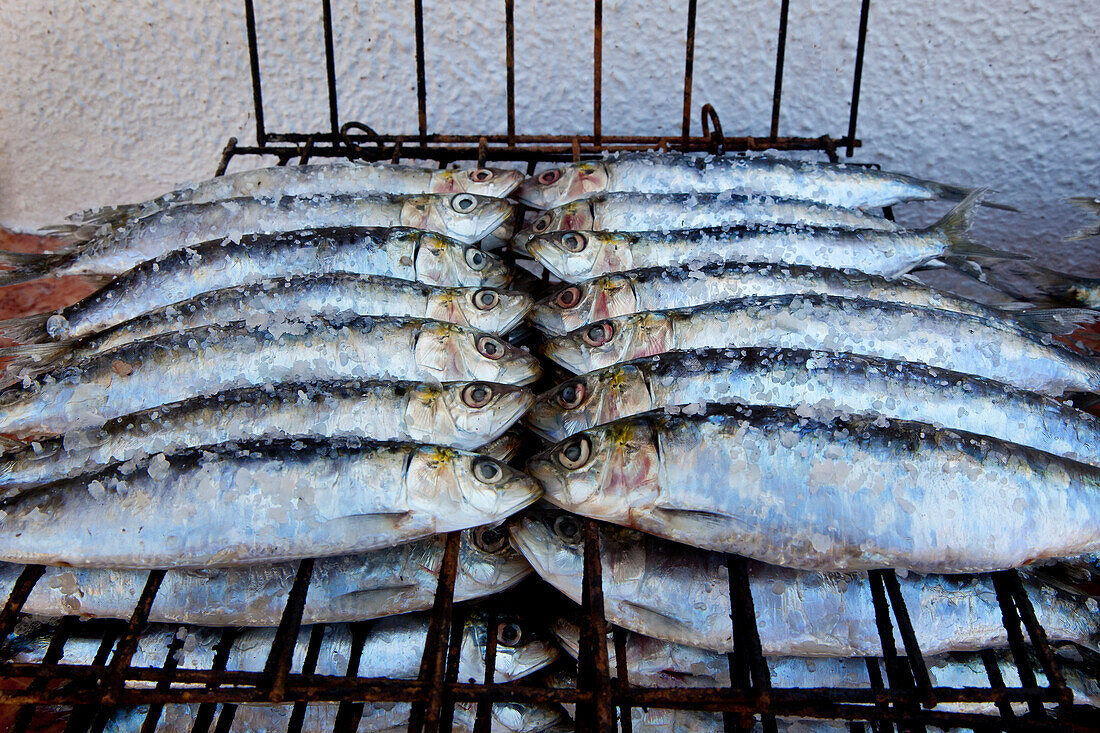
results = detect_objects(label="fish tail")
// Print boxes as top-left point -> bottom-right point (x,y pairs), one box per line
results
0,250 -> 73,287
36,222 -> 101,245
1067,197 -> 1100,241
0,341 -> 75,377
1012,308 -> 1100,336
0,435 -> 28,454
931,189 -> 1030,265
0,313 -> 52,344
928,181 -> 1019,212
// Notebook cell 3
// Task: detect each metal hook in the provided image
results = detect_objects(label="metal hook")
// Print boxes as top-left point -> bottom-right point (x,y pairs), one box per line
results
339,121 -> 384,160
478,136 -> 489,168
700,104 -> 724,155
297,136 -> 315,166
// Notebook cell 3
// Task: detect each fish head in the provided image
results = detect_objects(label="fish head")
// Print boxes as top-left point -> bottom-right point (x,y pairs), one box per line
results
531,275 -> 638,335
543,313 -> 670,374
525,365 -> 652,442
527,418 -> 660,520
513,201 -> 595,251
459,607 -> 560,683
515,162 -> 611,208
406,447 -> 542,526
413,232 -> 512,288
456,524 -> 534,598
525,230 -> 636,281
414,322 -> 541,385
400,193 -> 515,245
479,430 -> 523,462
505,502 -> 586,585
431,167 -> 524,198
479,702 -> 568,733
405,381 -> 533,446
425,287 -> 532,334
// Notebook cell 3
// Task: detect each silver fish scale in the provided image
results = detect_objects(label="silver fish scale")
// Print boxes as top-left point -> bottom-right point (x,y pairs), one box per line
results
544,294 -> 1100,396
0,316 -> 539,436
63,192 -> 513,277
525,348 -> 1100,466
0,440 -> 540,568
530,407 -> 1100,573
507,505 -> 1099,657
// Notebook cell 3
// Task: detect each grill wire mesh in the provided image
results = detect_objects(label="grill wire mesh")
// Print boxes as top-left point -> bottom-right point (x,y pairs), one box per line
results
1,1 -> 1098,731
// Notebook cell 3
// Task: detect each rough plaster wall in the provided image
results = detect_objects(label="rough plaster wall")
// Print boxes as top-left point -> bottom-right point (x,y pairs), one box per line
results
1,1 -> 1097,268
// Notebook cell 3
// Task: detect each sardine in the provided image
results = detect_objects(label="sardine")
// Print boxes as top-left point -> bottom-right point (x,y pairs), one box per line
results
522,192 -> 1020,282
0,527 -> 528,624
542,294 -> 1100,396
5,193 -> 513,283
0,275 -> 530,371
529,262 -> 1079,337
0,228 -> 514,343
508,504 -> 1100,656
528,405 -> 1100,573
0,316 -> 540,436
513,192 -> 898,250
514,152 -> 1013,212
525,348 -> 1100,466
0,439 -> 542,568
0,380 -> 532,494
66,162 -> 523,228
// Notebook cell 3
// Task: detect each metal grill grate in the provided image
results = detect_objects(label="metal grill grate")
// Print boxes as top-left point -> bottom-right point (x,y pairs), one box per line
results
2,2 -> 1098,731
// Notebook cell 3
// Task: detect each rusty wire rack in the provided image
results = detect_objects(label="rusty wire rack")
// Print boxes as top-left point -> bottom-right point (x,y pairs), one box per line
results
2,0 -> 1099,731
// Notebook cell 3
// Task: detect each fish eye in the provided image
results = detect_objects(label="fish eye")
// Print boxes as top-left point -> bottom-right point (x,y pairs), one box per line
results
532,215 -> 551,233
556,381 -> 586,409
556,436 -> 591,470
470,169 -> 494,183
496,620 -> 523,647
473,524 -> 509,553
473,289 -> 500,310
560,232 -> 587,252
477,335 -> 506,360
552,513 -> 583,543
472,457 -> 505,484
553,286 -> 582,309
538,169 -> 562,185
452,193 -> 479,213
465,247 -> 489,270
582,323 -> 614,347
462,382 -> 495,408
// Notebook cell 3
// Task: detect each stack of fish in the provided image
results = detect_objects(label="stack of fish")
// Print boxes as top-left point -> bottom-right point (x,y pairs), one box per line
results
0,161 -> 572,730
511,151 -> 1100,728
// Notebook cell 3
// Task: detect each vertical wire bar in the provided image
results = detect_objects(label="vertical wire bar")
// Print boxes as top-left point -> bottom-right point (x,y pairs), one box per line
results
333,623 -> 370,733
879,571 -> 935,706
999,571 -> 1071,706
845,0 -> 872,156
262,558 -> 315,702
65,626 -> 123,733
727,555 -> 775,733
289,624 -> 326,733
243,0 -> 266,146
10,615 -> 75,733
212,704 -> 238,733
612,627 -> 633,733
991,572 -> 1046,718
768,0 -> 791,140
505,0 -> 516,145
578,518 -> 614,731
97,570 -> 166,710
408,531 -> 461,733
680,0 -> 698,144
980,649 -> 1016,720
867,570 -> 919,732
190,628 -> 240,733
0,565 -> 46,639
137,625 -> 187,733
592,0 -> 603,148
472,611 -> 499,733
437,604 -> 468,733
214,138 -> 238,177
863,658 -> 890,733
414,0 -> 428,145
321,0 -> 340,138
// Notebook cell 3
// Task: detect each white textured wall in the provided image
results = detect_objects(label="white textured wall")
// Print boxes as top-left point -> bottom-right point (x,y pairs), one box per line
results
1,1 -> 1097,267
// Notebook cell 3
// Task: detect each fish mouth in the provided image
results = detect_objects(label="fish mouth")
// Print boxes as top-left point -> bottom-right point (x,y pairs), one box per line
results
512,181 -> 555,209
505,354 -> 543,386
541,340 -> 585,375
528,304 -> 568,337
493,170 -> 525,198
522,238 -> 571,281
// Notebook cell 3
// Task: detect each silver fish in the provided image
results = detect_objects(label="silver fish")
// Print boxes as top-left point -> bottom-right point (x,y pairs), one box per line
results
0,380 -> 532,494
542,294 -> 1100,396
508,503 -> 1100,656
513,192 -> 898,250
529,262 -> 1075,337
0,440 -> 541,568
0,527 -> 529,624
15,193 -> 513,282
0,316 -> 540,437
514,151 -> 1011,212
67,162 -> 523,228
525,348 -> 1100,467
522,193 -> 1017,283
528,405 -> 1100,573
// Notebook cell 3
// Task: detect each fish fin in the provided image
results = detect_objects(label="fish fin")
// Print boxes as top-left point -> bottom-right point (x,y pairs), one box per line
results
0,435 -> 28,454
1066,197 -> 1100,241
1012,308 -> 1100,336
0,250 -> 74,287
0,341 -> 77,376
649,507 -> 747,534
930,189 -> 1029,263
927,181 -> 1019,212
1024,557 -> 1100,599
67,203 -> 146,228
0,313 -> 52,344
36,222 -> 100,245
618,600 -> 694,638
